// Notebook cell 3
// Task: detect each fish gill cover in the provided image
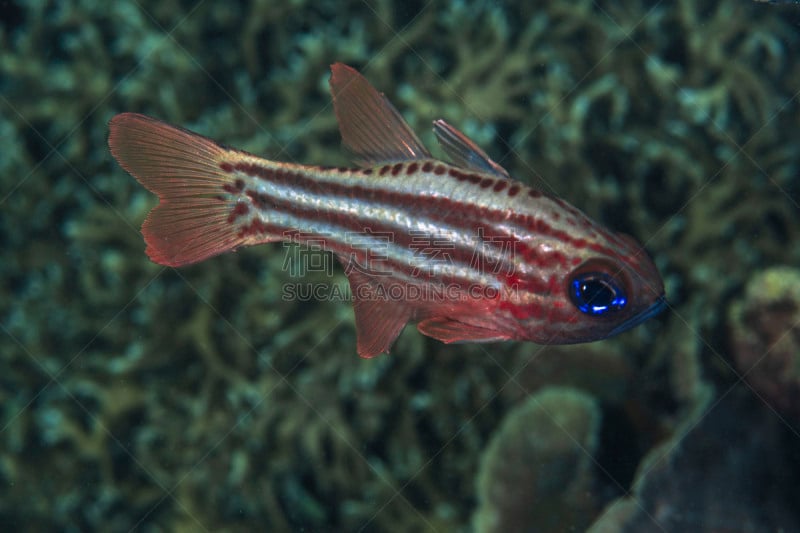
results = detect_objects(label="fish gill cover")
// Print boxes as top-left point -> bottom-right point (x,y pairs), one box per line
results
0,0 -> 799,531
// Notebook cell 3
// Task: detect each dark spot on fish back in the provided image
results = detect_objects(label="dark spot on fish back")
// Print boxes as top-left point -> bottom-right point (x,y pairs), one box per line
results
493,181 -> 508,192
227,202 -> 250,223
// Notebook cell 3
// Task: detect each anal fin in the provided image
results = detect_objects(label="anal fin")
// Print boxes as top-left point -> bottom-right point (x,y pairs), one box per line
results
342,264 -> 413,358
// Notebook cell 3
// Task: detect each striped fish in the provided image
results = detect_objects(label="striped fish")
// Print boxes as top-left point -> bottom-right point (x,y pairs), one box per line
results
108,63 -> 665,357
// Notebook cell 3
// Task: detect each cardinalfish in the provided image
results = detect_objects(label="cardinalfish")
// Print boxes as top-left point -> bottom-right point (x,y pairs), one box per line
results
108,63 -> 666,357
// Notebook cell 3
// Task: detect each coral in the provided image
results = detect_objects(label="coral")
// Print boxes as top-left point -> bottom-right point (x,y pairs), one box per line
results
473,386 -> 602,533
728,266 -> 800,420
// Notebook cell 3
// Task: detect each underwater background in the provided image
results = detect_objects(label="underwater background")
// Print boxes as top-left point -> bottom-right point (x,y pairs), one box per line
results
2,0 -> 800,531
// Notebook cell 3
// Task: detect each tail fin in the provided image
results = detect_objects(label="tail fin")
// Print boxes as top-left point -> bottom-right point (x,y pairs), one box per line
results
109,113 -> 250,267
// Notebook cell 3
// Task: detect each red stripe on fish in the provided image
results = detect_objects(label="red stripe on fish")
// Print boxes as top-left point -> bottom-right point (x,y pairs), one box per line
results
217,159 -> 624,263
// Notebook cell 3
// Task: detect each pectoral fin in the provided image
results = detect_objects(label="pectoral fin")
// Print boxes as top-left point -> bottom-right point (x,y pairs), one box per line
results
417,317 -> 511,344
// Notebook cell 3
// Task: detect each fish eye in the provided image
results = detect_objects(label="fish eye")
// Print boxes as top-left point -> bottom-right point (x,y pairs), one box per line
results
568,263 -> 628,316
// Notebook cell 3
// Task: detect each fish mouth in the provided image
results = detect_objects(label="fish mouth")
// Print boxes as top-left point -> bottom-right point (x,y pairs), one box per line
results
608,294 -> 668,338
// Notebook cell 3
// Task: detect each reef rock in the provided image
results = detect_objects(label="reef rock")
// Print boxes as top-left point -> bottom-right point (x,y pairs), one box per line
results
728,266 -> 800,420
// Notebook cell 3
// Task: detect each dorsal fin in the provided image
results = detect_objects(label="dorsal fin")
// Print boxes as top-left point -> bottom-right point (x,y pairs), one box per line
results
329,63 -> 431,167
432,119 -> 510,179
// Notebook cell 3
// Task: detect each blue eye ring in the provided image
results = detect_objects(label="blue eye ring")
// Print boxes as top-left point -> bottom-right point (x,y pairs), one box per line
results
569,270 -> 628,316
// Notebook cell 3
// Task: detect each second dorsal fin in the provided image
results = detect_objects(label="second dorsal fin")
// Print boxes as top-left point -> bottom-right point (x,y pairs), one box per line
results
329,63 -> 431,167
432,119 -> 510,179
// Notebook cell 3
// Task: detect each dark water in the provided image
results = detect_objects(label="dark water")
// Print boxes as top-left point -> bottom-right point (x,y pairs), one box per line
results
1,1 -> 799,531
